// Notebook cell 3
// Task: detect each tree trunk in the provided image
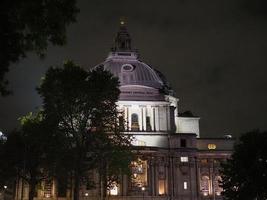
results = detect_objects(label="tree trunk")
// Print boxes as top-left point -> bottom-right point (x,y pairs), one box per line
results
100,171 -> 107,200
73,172 -> 80,200
28,180 -> 37,200
100,176 -> 104,200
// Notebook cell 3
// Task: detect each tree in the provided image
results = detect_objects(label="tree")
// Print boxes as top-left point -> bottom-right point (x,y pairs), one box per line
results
221,130 -> 267,200
38,61 -> 132,200
93,128 -> 132,200
0,112 -> 60,200
0,0 -> 79,96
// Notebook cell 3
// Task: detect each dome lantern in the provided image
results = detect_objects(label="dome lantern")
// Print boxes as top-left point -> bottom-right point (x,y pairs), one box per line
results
112,19 -> 132,52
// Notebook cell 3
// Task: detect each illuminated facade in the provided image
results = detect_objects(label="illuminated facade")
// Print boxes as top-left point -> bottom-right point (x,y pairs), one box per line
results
13,22 -> 234,200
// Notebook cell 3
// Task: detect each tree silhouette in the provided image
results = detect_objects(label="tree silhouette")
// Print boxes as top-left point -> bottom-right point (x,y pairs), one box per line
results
221,130 -> 267,200
0,0 -> 79,96
38,61 -> 132,200
0,112 -> 60,200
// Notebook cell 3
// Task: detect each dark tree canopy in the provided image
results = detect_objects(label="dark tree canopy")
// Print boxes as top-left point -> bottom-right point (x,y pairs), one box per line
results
0,112 -> 60,200
221,130 -> 267,200
0,0 -> 79,95
38,61 -> 132,200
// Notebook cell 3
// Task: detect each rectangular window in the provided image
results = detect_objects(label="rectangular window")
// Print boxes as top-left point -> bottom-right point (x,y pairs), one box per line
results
180,156 -> 189,162
131,159 -> 148,188
183,181 -> 188,190
158,180 -> 165,195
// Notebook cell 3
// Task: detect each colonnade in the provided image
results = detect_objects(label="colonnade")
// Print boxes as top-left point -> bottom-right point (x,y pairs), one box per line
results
120,103 -> 171,132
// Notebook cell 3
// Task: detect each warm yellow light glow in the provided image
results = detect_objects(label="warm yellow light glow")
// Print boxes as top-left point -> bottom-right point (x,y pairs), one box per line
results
158,180 -> 165,195
131,159 -> 148,187
120,21 -> 125,25
110,184 -> 118,196
208,144 -> 216,150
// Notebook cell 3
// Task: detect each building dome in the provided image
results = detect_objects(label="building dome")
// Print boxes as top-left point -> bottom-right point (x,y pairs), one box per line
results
95,21 -> 173,100
100,52 -> 164,89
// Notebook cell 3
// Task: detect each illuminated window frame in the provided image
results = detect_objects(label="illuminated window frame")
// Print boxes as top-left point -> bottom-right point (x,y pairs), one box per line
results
183,181 -> 188,190
180,156 -> 189,162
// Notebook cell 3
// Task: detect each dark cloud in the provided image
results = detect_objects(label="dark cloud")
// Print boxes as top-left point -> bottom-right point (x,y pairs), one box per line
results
1,0 -> 267,137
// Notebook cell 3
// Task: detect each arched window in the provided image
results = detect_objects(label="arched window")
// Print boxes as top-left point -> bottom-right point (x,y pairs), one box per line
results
131,113 -> 139,131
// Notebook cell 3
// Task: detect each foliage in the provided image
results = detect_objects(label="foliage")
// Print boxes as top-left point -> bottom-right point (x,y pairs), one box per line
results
0,0 -> 79,96
0,111 -> 60,200
38,61 -> 132,200
221,130 -> 267,200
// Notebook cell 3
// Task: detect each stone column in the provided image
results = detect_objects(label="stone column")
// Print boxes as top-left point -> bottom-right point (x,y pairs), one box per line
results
151,106 -> 155,131
138,106 -> 142,131
195,158 -> 201,200
166,105 -> 170,131
155,106 -> 160,131
151,159 -> 155,196
143,106 -> 147,131
209,159 -> 214,196
124,106 -> 129,131
139,105 -> 146,131
128,106 -> 132,131
155,160 -> 159,195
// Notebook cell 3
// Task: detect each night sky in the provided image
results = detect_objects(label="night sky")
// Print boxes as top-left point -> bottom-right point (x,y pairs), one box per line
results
1,0 -> 267,137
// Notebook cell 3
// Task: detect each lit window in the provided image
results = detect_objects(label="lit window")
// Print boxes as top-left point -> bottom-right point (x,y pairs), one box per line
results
109,183 -> 118,196
131,158 -> 148,188
158,180 -> 165,195
183,181 -> 188,190
208,144 -> 216,150
180,156 -> 189,162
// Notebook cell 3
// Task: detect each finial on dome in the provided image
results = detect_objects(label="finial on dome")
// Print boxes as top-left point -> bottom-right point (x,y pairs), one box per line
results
119,17 -> 126,26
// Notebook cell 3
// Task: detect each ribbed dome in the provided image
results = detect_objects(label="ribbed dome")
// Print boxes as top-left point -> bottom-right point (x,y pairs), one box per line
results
100,52 -> 164,89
